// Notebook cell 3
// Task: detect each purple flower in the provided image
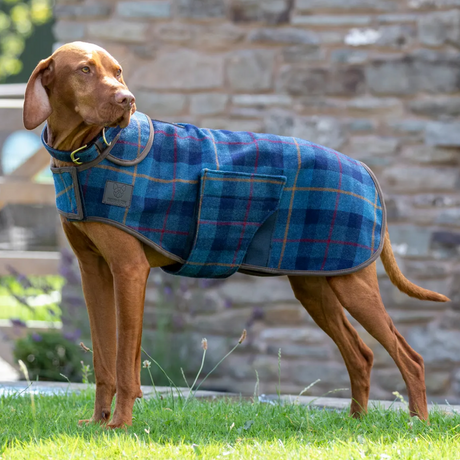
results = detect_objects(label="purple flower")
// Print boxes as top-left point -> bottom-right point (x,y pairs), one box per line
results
10,319 -> 26,328
163,286 -> 172,296
32,333 -> 42,342
224,299 -> 233,309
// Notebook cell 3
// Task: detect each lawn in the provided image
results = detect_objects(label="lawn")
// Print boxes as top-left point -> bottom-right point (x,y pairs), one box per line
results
1,389 -> 459,459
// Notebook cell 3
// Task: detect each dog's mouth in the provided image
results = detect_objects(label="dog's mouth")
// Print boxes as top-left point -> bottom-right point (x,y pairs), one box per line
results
83,103 -> 136,130
109,104 -> 136,129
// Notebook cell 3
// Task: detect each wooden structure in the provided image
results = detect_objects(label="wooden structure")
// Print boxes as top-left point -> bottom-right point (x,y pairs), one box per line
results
0,84 -> 59,275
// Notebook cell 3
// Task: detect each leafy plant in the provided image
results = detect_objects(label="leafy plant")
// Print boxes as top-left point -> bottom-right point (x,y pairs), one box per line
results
13,331 -> 83,382
0,0 -> 52,82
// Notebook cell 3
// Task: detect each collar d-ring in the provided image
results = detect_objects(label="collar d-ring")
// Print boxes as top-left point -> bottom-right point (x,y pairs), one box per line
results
102,127 -> 111,147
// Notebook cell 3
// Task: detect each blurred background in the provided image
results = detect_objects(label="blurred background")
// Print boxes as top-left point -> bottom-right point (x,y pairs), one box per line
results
1,0 -> 460,403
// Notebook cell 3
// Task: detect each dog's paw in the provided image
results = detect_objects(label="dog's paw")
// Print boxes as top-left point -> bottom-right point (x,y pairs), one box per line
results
107,420 -> 130,430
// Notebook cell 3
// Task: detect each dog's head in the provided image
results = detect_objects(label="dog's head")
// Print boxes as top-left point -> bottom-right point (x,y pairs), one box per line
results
23,41 -> 136,130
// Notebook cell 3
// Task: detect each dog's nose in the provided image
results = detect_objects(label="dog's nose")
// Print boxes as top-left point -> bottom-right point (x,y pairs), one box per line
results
114,90 -> 135,108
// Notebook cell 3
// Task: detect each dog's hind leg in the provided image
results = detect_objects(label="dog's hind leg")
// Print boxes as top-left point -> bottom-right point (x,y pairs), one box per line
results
62,220 -> 117,425
327,262 -> 428,420
289,276 -> 374,417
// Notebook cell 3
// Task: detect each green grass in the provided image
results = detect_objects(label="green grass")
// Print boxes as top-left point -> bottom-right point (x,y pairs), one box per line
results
0,276 -> 63,322
1,390 -> 459,459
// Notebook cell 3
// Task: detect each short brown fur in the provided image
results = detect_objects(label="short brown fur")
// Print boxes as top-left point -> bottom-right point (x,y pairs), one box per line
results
23,42 -> 449,428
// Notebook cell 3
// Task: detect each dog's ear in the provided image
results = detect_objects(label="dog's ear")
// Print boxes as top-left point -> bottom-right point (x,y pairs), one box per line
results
23,56 -> 55,130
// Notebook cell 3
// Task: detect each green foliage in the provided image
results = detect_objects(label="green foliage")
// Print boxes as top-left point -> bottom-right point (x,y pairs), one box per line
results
0,0 -> 52,82
13,331 -> 83,382
0,275 -> 63,322
0,391 -> 460,459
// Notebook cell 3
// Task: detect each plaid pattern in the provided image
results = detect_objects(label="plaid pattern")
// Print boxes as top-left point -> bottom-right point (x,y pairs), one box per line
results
49,111 -> 385,278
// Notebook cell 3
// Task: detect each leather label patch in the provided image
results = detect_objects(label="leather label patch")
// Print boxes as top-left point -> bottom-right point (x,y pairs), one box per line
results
103,181 -> 133,208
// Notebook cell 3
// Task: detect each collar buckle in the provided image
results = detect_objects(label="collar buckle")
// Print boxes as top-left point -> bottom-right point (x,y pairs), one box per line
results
70,145 -> 86,165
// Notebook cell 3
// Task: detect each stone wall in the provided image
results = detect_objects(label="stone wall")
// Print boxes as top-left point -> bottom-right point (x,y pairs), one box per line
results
53,0 -> 460,402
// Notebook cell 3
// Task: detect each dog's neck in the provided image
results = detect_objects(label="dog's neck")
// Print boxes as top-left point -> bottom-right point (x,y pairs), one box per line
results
46,111 -> 103,167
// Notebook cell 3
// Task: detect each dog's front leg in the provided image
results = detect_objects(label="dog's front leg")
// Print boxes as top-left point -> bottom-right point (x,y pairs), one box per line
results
63,220 -> 117,424
63,221 -> 150,428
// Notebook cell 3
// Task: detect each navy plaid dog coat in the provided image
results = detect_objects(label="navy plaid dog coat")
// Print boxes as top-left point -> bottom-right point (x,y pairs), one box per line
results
45,111 -> 386,278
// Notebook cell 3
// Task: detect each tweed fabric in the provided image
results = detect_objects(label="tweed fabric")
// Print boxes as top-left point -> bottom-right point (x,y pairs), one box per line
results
48,111 -> 385,278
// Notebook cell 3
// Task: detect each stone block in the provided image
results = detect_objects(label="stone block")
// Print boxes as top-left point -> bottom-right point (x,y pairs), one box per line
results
232,94 -> 293,108
295,97 -> 346,113
373,369 -> 405,393
130,50 -> 224,90
265,112 -> 345,150
230,0 -> 292,24
318,31 -> 345,44
294,117 -> 345,151
54,4 -> 111,19
281,45 -> 324,63
425,372 -> 451,395
376,25 -> 416,49
291,362 -> 350,390
248,27 -> 319,45
366,58 -> 417,96
87,21 -> 149,43
431,230 -> 460,259
229,107 -> 265,119
193,24 -> 245,48
346,119 -> 375,132
292,15 -> 372,26
389,310 -> 438,324
267,344 -> 329,359
53,22 -> 85,41
435,208 -> 460,226
367,52 -> 460,95
426,122 -> 460,147
201,118 -> 264,132
330,49 -> 369,64
386,224 -> 433,258
378,14 -> 418,23
409,97 -> 460,117
190,93 -> 228,116
264,110 -> 295,137
177,0 -> 226,18
401,145 -> 459,165
218,278 -> 294,305
260,305 -> 309,326
383,166 -> 458,192
348,136 -> 399,166
419,10 -> 460,46
412,194 -> 460,209
226,49 -> 276,91
388,120 -> 426,134
134,92 -> 186,117
347,96 -> 403,114
116,1 -> 171,18
295,0 -> 398,11
278,65 -> 365,96
259,326 -> 327,344
191,308 -> 255,335
154,23 -> 195,43
408,327 -> 460,364
404,260 -> 451,278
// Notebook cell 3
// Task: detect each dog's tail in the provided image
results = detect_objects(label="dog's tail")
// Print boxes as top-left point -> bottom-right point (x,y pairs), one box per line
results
380,227 -> 450,302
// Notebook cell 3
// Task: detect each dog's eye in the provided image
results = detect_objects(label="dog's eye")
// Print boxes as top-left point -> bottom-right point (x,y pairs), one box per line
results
116,69 -> 122,77
81,66 -> 90,74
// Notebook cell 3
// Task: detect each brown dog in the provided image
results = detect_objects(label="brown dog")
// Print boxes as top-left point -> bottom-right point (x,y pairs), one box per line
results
23,42 -> 449,428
